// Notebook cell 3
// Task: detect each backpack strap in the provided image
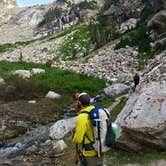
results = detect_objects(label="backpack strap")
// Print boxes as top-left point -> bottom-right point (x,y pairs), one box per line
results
80,111 -> 94,151
80,110 -> 89,115
100,106 -> 110,119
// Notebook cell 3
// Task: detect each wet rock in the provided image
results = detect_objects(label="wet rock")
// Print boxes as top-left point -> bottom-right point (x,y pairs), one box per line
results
0,126 -> 49,158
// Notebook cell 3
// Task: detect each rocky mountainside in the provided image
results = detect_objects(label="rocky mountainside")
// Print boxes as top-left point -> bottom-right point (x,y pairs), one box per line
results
0,1 -> 52,44
0,0 -> 17,8
0,0 -> 166,165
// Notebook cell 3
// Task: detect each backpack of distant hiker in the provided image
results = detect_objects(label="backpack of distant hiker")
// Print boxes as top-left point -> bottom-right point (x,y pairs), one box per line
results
81,106 -> 120,156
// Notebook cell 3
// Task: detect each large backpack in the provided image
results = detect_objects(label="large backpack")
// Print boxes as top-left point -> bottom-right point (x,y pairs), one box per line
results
81,106 -> 119,157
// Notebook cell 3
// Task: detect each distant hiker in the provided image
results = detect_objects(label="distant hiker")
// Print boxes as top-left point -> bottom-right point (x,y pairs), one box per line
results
133,73 -> 140,91
59,15 -> 65,30
73,93 -> 103,166
19,51 -> 23,62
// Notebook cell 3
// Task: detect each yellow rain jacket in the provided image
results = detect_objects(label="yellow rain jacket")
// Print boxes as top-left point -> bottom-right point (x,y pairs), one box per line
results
73,105 -> 97,157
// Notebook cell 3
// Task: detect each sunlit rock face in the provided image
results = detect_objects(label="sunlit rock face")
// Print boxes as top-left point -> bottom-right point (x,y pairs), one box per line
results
115,81 -> 166,152
0,0 -> 17,8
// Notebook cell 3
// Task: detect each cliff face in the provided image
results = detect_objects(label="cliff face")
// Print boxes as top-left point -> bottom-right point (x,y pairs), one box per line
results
0,0 -> 17,8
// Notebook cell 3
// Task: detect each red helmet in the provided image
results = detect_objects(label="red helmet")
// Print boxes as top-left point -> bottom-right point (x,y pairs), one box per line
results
73,92 -> 88,100
73,93 -> 80,100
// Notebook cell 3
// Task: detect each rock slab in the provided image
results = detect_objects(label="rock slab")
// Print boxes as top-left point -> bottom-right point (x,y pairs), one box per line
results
115,81 -> 166,152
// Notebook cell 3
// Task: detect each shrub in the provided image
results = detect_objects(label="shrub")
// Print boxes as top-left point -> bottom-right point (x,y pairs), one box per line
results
115,24 -> 151,53
38,7 -> 62,28
57,26 -> 91,59
70,0 -> 97,11
140,7 -> 155,23
89,15 -> 117,49
101,0 -> 119,11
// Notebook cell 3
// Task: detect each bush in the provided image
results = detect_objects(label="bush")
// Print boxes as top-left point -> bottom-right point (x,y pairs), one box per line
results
101,0 -> 119,11
38,7 -> 62,28
140,7 -> 155,22
70,0 -> 97,11
89,15 -> 117,49
115,24 -> 151,53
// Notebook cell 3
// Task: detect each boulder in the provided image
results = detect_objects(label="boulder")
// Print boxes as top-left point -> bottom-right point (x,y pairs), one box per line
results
155,37 -> 166,47
49,117 -> 76,140
104,83 -> 130,97
119,18 -> 137,34
0,77 -> 5,86
148,10 -> 166,35
52,140 -> 67,152
103,0 -> 143,21
46,91 -> 61,99
12,70 -> 31,78
31,68 -> 45,75
115,81 -> 166,152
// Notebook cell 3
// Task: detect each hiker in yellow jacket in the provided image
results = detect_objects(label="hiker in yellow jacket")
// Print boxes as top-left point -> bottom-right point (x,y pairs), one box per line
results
73,93 -> 103,166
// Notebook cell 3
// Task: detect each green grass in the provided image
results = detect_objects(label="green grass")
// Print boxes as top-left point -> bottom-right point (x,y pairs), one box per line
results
0,61 -> 106,100
105,149 -> 166,166
96,96 -> 116,108
0,37 -> 48,54
0,61 -> 44,73
111,97 -> 127,121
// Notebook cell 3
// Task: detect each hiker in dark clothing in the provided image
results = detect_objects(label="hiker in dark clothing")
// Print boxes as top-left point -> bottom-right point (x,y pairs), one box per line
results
133,73 -> 140,91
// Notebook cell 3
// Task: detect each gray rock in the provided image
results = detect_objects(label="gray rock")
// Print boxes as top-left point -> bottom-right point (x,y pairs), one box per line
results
12,70 -> 31,78
148,10 -> 166,36
104,83 -> 130,97
52,140 -> 67,152
31,68 -> 45,75
28,100 -> 37,104
9,6 -> 47,26
143,51 -> 166,83
0,77 -> 5,86
46,91 -> 61,99
119,18 -> 137,34
49,117 -> 76,140
115,81 -> 166,151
